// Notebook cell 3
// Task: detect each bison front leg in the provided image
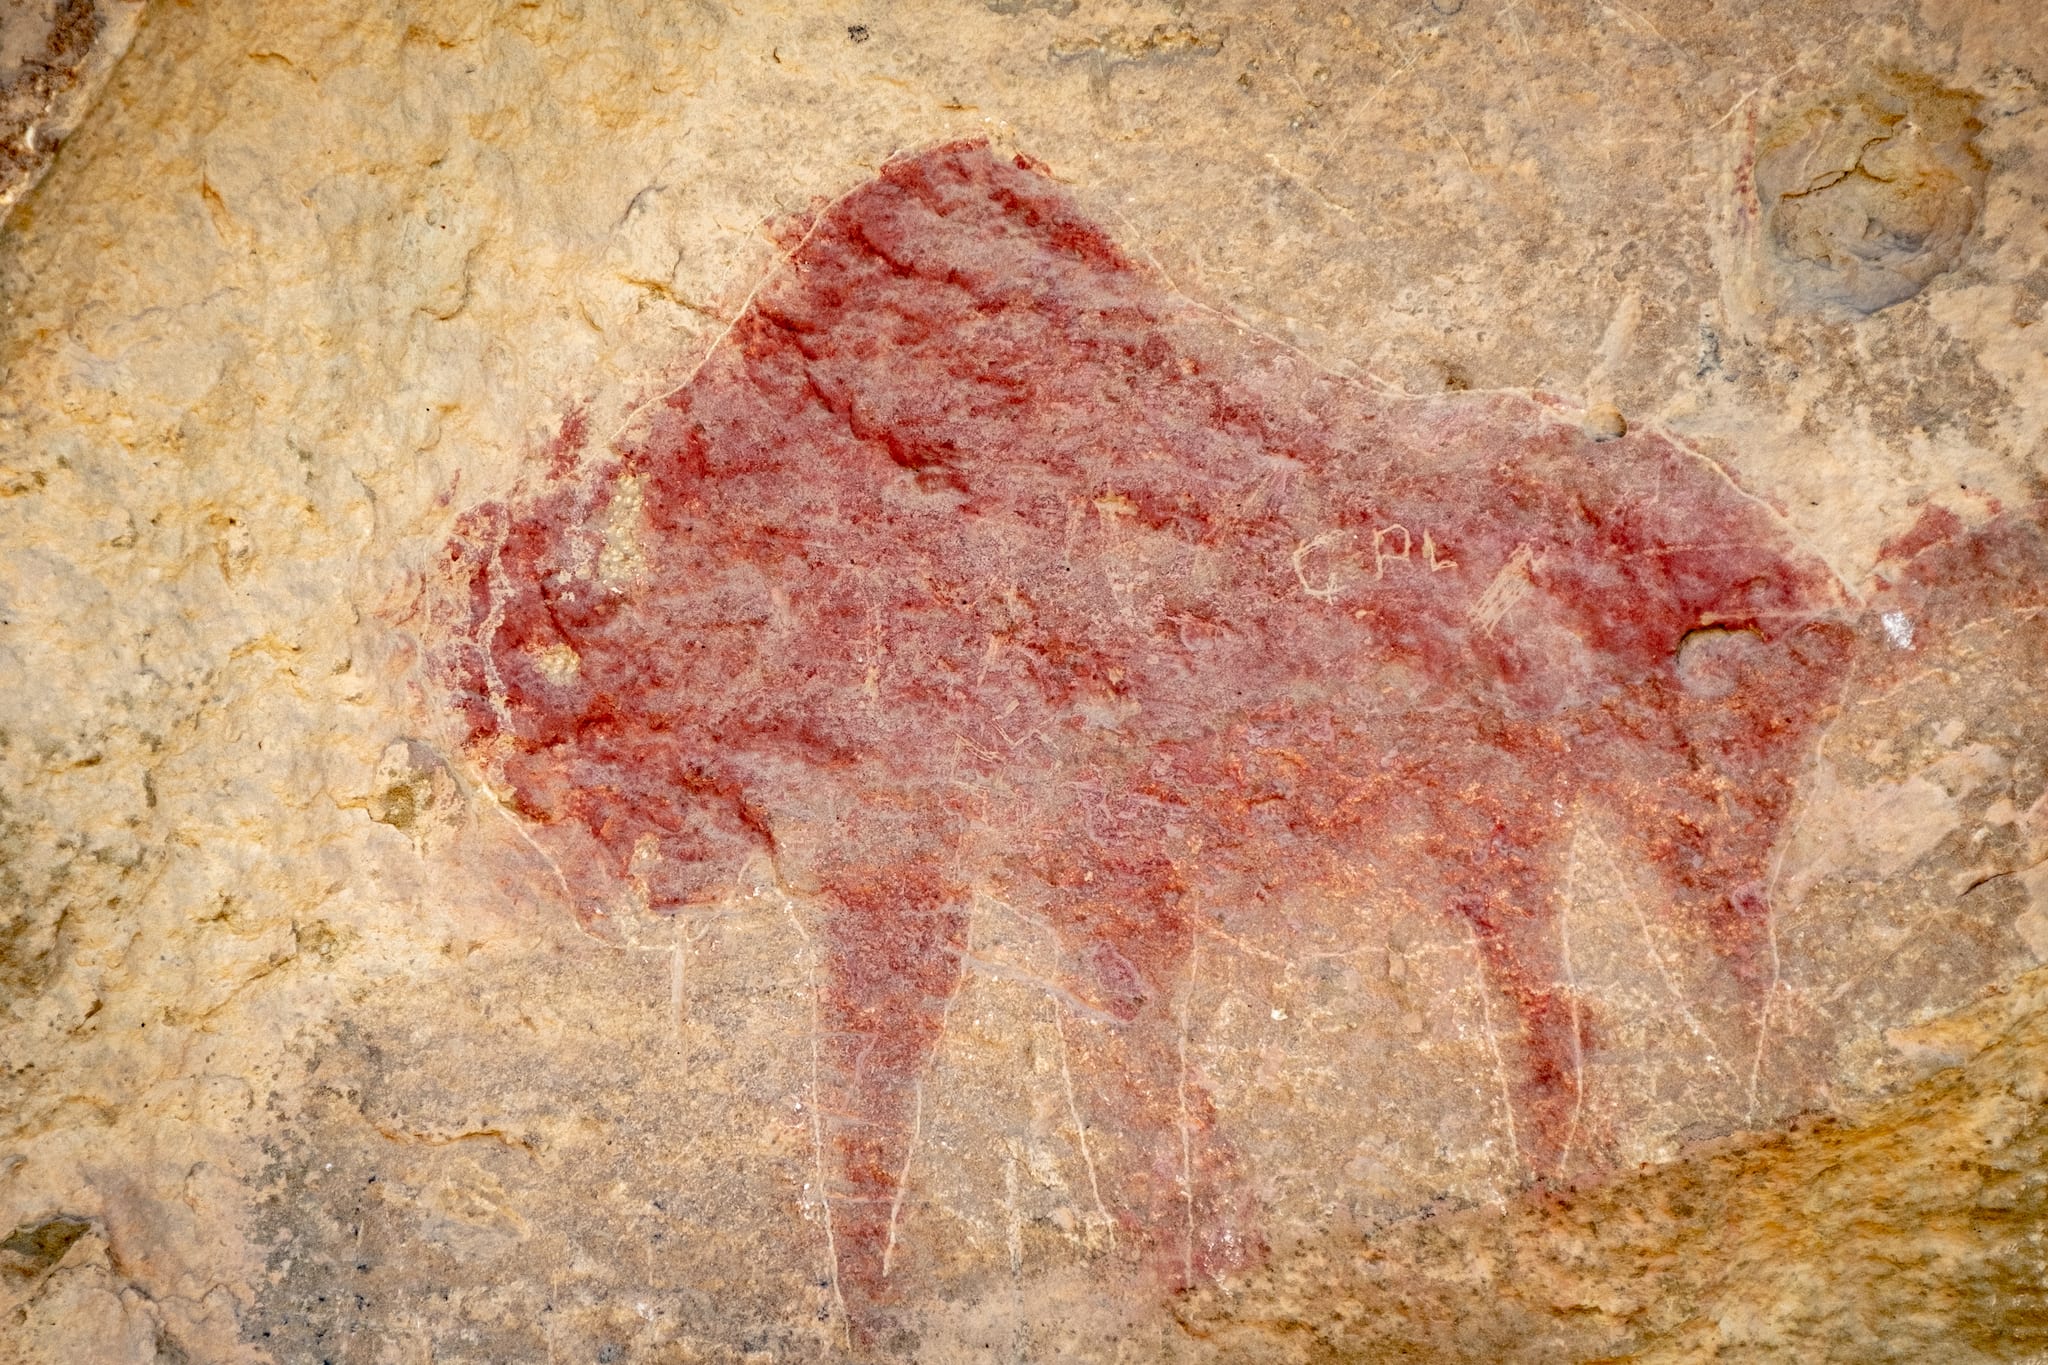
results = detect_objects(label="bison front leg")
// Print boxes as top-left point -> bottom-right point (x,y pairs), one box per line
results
814,864 -> 969,1339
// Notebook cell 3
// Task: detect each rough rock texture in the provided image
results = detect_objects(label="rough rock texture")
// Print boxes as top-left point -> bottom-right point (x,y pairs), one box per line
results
2,1 -> 2046,1362
0,0 -> 144,213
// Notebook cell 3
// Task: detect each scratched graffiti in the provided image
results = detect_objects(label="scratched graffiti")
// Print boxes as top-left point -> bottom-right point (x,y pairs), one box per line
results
424,141 -> 2047,1338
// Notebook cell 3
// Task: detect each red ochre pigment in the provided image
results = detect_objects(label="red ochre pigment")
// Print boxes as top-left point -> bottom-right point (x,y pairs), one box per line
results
426,141 -> 2047,1329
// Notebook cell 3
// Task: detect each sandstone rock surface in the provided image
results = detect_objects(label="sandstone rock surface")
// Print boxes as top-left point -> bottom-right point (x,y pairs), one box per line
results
3,1 -> 2046,1361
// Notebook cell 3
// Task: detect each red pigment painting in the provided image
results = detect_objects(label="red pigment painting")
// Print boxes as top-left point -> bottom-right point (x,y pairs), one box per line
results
425,141 -> 2045,1334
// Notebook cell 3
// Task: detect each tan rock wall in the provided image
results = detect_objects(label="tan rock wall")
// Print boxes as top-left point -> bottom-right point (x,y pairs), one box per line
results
2,1 -> 2044,1360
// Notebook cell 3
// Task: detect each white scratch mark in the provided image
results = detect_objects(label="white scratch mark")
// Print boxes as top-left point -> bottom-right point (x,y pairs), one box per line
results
1262,151 -> 1363,223
1371,524 -> 1413,578
1600,0 -> 1696,66
1004,1151 -> 1025,1276
1581,287 -> 1641,406
1109,207 -> 1403,395
1052,1003 -> 1115,1241
1746,896 -> 1784,1123
805,951 -> 850,1343
478,535 -> 518,733
1657,434 -> 1859,608
880,1078 -> 924,1279
1555,872 -> 1587,1178
1004,1149 -> 1026,1364
1177,927 -> 1199,1289
463,769 -> 623,950
1751,702 -> 1840,1117
880,904 -> 969,1279
1290,531 -> 1348,601
1464,919 -> 1524,1179
670,936 -> 687,1039
1470,544 -> 1536,635
1424,528 -> 1458,572
956,950 -> 1123,1027
1201,923 -> 1296,970
1882,610 -> 1915,649
781,893 -> 813,943
1588,830 -> 1731,1079
605,167 -> 887,453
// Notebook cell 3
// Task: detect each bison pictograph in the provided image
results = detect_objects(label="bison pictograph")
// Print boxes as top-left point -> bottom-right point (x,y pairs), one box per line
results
425,141 -> 2042,1335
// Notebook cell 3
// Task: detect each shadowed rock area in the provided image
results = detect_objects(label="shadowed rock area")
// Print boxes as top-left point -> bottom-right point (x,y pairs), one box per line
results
3,1 -> 2046,1360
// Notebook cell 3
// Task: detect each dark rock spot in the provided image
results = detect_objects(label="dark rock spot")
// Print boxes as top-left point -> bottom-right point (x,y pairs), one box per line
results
1,1215 -> 92,1272
1754,72 -> 1986,316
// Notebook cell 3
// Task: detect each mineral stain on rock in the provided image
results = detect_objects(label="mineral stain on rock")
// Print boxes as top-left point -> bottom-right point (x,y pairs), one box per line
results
424,141 -> 2043,1336
0,1215 -> 92,1274
1748,72 -> 1987,317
